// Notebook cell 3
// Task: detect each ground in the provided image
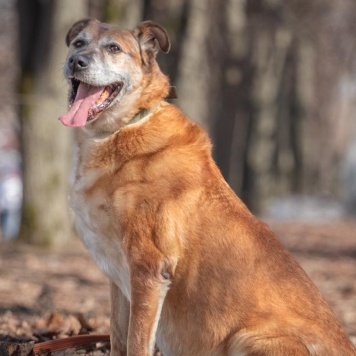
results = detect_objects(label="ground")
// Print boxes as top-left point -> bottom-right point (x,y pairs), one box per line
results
0,220 -> 356,354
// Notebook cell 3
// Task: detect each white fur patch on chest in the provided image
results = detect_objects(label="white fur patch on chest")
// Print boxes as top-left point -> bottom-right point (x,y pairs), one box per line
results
76,215 -> 131,301
71,166 -> 131,301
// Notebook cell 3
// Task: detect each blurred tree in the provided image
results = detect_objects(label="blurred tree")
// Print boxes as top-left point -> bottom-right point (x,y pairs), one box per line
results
176,0 -> 224,132
212,0 -> 356,212
105,0 -> 143,28
0,0 -> 18,128
18,0 -> 88,247
15,0 -> 356,231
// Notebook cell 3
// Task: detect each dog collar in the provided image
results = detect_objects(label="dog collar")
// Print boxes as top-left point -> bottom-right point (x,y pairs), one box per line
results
166,86 -> 178,99
127,101 -> 161,126
127,86 -> 177,126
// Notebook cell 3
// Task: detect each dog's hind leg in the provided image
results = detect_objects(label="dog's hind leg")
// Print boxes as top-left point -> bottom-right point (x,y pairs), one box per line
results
228,333 -> 312,356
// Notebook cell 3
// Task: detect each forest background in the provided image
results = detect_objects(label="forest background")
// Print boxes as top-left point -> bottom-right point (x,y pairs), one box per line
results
0,0 -> 356,246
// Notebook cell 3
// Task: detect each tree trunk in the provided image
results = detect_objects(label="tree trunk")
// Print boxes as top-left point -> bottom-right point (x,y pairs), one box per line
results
105,0 -> 144,28
246,23 -> 294,211
0,0 -> 18,128
176,0 -> 225,133
19,0 -> 87,247
213,0 -> 251,204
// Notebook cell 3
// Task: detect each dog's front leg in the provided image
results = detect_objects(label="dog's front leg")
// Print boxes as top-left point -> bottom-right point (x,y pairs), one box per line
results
110,281 -> 130,356
127,255 -> 172,356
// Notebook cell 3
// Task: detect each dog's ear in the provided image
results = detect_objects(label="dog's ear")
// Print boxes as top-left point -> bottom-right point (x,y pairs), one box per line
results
133,21 -> 170,57
65,18 -> 98,47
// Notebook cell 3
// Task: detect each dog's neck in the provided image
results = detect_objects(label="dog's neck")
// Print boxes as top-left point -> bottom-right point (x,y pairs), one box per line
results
84,101 -> 162,140
127,102 -> 161,127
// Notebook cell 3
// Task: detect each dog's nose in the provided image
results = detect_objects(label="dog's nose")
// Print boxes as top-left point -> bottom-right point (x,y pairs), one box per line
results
68,54 -> 89,72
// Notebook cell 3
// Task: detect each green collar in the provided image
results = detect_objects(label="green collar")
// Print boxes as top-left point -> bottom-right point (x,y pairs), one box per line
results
127,101 -> 161,126
126,86 -> 177,127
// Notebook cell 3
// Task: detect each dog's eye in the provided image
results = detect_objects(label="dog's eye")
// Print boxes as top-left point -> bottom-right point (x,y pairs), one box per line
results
107,44 -> 121,54
73,40 -> 85,48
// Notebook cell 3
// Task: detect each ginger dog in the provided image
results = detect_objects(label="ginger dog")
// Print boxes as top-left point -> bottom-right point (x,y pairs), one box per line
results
60,19 -> 356,356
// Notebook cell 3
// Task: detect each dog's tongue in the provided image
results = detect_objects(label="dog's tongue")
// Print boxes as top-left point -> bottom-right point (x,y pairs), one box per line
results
59,83 -> 105,127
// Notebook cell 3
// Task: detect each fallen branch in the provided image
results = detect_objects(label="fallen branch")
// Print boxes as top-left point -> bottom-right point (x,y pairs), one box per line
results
33,334 -> 110,354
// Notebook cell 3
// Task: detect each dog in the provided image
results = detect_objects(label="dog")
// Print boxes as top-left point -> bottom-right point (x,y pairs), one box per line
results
59,19 -> 356,356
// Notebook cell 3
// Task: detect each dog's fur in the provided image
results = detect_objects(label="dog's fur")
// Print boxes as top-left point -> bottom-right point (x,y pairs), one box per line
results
61,19 -> 356,356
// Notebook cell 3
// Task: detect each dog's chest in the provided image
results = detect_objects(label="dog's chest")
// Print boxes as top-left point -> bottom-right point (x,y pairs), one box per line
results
71,161 -> 131,300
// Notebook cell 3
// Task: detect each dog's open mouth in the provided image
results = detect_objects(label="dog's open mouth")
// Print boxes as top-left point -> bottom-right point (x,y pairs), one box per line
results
59,79 -> 122,127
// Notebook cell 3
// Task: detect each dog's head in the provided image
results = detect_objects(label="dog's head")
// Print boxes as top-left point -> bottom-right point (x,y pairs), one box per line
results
59,19 -> 170,133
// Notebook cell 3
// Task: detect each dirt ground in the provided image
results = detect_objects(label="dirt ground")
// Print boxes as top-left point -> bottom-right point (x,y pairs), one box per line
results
0,220 -> 356,353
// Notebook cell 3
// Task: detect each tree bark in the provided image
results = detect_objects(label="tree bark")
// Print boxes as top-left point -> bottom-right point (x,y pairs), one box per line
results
19,0 -> 88,247
176,0 -> 225,133
105,0 -> 144,28
213,0 -> 249,199
0,0 -> 18,128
